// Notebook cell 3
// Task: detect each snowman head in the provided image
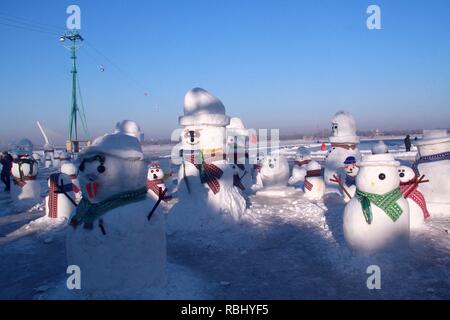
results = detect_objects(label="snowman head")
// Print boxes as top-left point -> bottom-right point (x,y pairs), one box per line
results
147,162 -> 164,180
329,111 -> 359,144
181,125 -> 225,150
356,154 -> 400,194
226,117 -> 247,147
344,156 -> 359,177
295,146 -> 312,162
398,165 -> 416,184
61,163 -> 78,176
260,154 -> 289,182
77,133 -> 146,203
16,138 -> 33,157
11,156 -> 38,178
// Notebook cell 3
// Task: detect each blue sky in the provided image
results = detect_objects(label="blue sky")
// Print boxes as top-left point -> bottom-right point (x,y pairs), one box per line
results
0,0 -> 449,145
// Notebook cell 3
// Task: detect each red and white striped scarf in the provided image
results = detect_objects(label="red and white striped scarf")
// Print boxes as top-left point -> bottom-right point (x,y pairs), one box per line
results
400,178 -> 430,219
70,175 -> 80,193
146,179 -> 172,202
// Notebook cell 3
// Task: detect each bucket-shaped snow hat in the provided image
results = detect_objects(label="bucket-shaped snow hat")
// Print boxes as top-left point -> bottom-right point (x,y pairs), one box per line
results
16,138 -> 33,156
329,111 -> 360,144
114,120 -> 144,142
357,153 -> 399,167
179,88 -> 230,127
415,129 -> 450,147
79,132 -> 144,161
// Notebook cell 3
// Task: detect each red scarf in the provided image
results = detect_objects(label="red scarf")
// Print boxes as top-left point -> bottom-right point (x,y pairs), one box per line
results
304,169 -> 322,191
332,143 -> 356,150
182,150 -> 223,195
146,179 -> 172,202
295,160 -> 311,167
400,178 -> 430,219
48,173 -> 75,218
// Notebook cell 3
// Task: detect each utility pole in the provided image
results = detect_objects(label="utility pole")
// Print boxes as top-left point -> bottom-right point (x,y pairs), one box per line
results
60,30 -> 84,153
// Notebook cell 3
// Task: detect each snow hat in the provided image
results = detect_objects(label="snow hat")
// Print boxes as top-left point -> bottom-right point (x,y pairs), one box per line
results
372,141 -> 389,154
415,129 -> 450,146
61,163 -> 78,176
227,117 -> 248,136
16,138 -> 33,156
296,146 -> 311,157
344,156 -> 357,165
329,111 -> 360,144
357,153 -> 399,168
179,88 -> 230,127
148,162 -> 160,169
80,132 -> 144,161
115,120 -> 144,142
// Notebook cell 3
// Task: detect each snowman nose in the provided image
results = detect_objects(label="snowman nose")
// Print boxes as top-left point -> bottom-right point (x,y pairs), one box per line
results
399,172 -> 405,178
189,131 -> 195,142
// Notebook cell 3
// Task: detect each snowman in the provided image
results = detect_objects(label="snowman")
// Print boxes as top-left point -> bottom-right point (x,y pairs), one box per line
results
115,120 -> 144,142
303,161 -> 325,200
146,162 -> 172,202
45,170 -> 77,220
413,129 -> 450,216
343,153 -> 410,254
330,156 -> 359,202
226,117 -> 254,192
251,151 -> 266,191
167,88 -> 246,232
324,111 -> 361,194
398,165 -> 430,229
255,153 -> 294,196
61,162 -> 82,203
52,150 -> 61,168
43,144 -> 54,168
66,132 -> 166,297
10,139 -> 41,212
288,146 -> 312,187
372,141 -> 389,154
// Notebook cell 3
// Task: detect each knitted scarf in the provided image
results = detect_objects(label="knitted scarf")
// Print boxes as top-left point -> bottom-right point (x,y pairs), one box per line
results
412,151 -> 450,176
304,169 -> 322,191
70,187 -> 147,230
356,188 -> 403,224
345,174 -> 356,187
331,143 -> 357,150
400,178 -> 430,219
295,159 -> 311,167
146,179 -> 172,202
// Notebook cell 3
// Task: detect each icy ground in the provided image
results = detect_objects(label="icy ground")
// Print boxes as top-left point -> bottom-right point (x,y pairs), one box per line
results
0,141 -> 449,299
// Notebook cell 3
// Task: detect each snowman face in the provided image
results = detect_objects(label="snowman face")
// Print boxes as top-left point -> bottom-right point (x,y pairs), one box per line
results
344,163 -> 359,176
260,155 -> 288,176
356,165 -> 400,194
78,153 -> 146,203
331,122 -> 339,135
182,125 -> 225,150
148,166 -> 164,180
398,166 -> 416,183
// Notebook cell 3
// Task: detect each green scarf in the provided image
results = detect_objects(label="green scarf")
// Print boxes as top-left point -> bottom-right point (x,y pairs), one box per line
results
70,187 -> 147,230
355,188 -> 403,224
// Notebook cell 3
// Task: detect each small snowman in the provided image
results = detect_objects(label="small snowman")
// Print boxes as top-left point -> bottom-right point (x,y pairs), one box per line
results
372,141 -> 389,154
115,120 -> 144,142
226,117 -> 253,192
251,151 -> 266,191
398,165 -> 430,229
10,139 -> 41,212
146,162 -> 172,202
45,170 -> 77,221
43,144 -> 54,168
324,111 -> 361,194
413,129 -> 450,216
168,88 -> 246,232
303,161 -> 325,200
66,132 -> 166,297
61,162 -> 82,203
256,153 -> 294,196
288,146 -> 312,187
343,153 -> 410,254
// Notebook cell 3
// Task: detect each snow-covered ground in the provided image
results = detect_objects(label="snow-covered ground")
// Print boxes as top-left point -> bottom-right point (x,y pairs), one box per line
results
0,140 -> 449,299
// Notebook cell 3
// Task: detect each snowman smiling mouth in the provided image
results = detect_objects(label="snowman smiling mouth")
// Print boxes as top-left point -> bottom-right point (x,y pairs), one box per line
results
86,181 -> 99,199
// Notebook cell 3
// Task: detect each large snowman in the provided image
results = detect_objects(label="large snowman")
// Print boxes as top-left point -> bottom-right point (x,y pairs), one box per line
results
114,120 -> 144,142
226,117 -> 254,192
398,165 -> 430,229
167,88 -> 246,232
10,139 -> 41,212
413,129 -> 450,216
324,111 -> 361,194
343,153 -> 410,254
66,132 -> 166,297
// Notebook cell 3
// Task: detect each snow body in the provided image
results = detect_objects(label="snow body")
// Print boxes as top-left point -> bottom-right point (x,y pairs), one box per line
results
66,132 -> 166,297
413,129 -> 450,216
343,153 -> 410,254
303,161 -> 325,200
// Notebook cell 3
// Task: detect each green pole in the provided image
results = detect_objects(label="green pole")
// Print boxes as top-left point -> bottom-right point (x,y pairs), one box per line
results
70,39 -> 78,142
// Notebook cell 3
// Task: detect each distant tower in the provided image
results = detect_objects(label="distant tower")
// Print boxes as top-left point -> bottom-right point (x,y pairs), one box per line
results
60,30 -> 88,153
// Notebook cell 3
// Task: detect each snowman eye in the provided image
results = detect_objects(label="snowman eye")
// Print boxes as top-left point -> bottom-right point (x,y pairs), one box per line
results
378,173 -> 386,180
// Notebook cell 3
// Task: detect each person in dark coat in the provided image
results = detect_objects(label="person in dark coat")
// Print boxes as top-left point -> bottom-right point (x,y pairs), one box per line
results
404,134 -> 412,152
1,151 -> 13,191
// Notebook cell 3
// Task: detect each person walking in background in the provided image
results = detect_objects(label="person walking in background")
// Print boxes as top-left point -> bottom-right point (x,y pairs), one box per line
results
404,134 -> 412,152
0,151 -> 13,192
